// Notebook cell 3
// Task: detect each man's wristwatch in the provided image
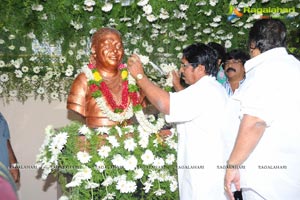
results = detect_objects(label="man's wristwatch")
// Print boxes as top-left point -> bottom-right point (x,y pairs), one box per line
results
136,73 -> 144,80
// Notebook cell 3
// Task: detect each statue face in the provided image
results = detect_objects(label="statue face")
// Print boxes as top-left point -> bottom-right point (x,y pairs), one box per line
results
94,32 -> 124,69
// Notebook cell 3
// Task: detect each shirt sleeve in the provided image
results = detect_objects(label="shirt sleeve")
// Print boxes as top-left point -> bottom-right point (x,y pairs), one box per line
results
0,113 -> 10,139
235,71 -> 277,126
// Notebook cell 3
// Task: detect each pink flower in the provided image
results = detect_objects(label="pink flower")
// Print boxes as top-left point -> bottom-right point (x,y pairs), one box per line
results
118,63 -> 126,69
88,63 -> 95,69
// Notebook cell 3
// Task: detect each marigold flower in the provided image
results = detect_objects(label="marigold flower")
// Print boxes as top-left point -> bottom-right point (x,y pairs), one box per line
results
121,70 -> 128,80
93,71 -> 102,82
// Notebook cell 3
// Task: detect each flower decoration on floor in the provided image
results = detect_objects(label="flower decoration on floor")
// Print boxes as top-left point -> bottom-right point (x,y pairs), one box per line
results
36,122 -> 178,200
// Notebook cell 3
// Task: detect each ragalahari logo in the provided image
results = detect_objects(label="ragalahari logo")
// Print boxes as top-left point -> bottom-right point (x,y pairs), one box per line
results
227,5 -> 243,21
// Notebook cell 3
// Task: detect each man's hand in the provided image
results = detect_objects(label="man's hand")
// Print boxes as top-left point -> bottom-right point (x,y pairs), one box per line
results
224,168 -> 240,200
9,167 -> 20,183
127,54 -> 144,80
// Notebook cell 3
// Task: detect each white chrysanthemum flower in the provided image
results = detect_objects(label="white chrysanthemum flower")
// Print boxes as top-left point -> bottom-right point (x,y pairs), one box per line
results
69,42 -> 77,48
138,136 -> 149,148
31,4 -> 43,11
154,189 -> 166,196
107,136 -> 120,148
50,92 -> 59,100
21,66 -> 29,72
145,45 -> 154,53
58,195 -> 69,200
95,161 -> 105,172
210,22 -> 219,27
124,138 -> 137,152
40,13 -> 47,20
153,157 -> 165,168
137,0 -> 149,6
159,8 -> 169,19
230,0 -> 238,4
127,181 -> 137,193
146,14 -> 157,22
130,38 -> 138,45
179,4 -> 188,11
78,124 -> 91,138
20,46 -> 27,51
148,170 -> 159,182
68,50 -> 74,56
65,68 -> 73,77
157,47 -> 164,53
95,126 -> 110,135
70,20 -> 83,30
84,0 -> 95,7
141,149 -> 154,165
14,70 -> 23,78
77,151 -> 92,164
244,23 -> 253,29
8,45 -> 15,50
33,66 -> 40,73
27,32 -> 36,39
66,178 -> 81,188
116,179 -> 129,193
209,0 -> 218,6
111,154 -> 125,167
97,145 -> 111,158
36,87 -> 45,94
102,176 -> 114,187
166,139 -> 177,150
170,180 -> 178,192
203,28 -> 212,34
176,11 -> 187,20
0,60 -> 5,68
224,40 -> 232,48
143,4 -> 152,15
102,192 -> 116,200
0,39 -> 5,44
124,155 -> 138,171
143,181 -> 153,193
134,168 -> 144,180
76,166 -> 92,180
101,2 -> 113,12
73,4 -> 80,10
165,154 -> 175,165
213,15 -> 222,22
59,56 -> 66,63
32,75 -> 39,82
85,181 -> 99,189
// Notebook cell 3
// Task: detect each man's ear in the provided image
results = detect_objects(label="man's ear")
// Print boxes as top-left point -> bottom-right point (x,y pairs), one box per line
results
195,64 -> 206,75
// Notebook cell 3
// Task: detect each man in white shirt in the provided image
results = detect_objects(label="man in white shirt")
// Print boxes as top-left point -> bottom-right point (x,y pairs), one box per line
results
128,43 -> 228,199
224,19 -> 300,200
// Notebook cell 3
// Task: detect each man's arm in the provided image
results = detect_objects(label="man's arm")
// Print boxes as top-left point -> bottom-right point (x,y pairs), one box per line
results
224,114 -> 266,200
228,114 -> 266,166
127,54 -> 170,114
7,140 -> 20,183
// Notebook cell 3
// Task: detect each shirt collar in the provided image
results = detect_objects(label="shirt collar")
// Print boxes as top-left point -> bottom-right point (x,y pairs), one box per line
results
244,47 -> 288,73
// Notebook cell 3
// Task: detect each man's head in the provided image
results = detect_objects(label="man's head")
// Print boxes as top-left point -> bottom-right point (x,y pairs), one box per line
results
91,27 -> 124,68
248,19 -> 287,58
180,43 -> 218,85
223,49 -> 249,81
207,42 -> 226,67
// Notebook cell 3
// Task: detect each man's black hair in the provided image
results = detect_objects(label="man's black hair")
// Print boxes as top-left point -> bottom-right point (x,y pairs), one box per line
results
248,19 -> 287,53
183,43 -> 219,77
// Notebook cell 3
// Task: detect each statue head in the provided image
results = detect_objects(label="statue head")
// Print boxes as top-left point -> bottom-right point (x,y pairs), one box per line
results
91,27 -> 124,70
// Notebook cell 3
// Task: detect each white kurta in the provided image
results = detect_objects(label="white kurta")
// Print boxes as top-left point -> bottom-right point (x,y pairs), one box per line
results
233,48 -> 300,199
166,75 -> 228,200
